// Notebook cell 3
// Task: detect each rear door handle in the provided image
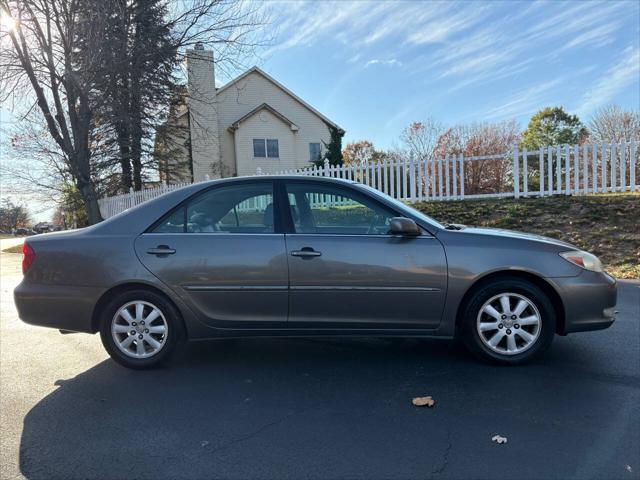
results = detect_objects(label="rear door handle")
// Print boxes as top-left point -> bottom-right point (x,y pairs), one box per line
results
147,245 -> 176,256
291,248 -> 322,258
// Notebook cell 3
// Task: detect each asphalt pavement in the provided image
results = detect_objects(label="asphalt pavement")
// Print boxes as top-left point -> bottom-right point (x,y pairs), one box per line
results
1,252 -> 638,480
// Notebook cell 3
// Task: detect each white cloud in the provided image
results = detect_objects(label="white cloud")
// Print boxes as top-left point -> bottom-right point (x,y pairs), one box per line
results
265,0 -> 638,98
577,46 -> 640,116
483,79 -> 564,120
405,4 -> 490,45
364,58 -> 402,68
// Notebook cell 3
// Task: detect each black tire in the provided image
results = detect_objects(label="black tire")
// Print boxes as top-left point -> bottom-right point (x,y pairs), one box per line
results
460,277 -> 556,365
99,289 -> 183,369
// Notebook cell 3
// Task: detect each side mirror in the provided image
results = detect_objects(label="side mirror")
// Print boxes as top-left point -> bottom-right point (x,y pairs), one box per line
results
388,217 -> 421,236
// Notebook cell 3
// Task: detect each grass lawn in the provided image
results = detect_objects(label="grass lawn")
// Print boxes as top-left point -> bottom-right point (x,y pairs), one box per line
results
415,193 -> 639,279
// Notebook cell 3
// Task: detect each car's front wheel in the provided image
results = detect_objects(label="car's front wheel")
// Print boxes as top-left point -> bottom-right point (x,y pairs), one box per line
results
99,290 -> 182,369
460,278 -> 556,364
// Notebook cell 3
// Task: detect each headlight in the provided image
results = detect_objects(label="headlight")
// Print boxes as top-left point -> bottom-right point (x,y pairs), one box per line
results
559,250 -> 603,272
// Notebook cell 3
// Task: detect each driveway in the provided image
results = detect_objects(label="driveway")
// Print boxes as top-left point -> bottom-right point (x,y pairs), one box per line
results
1,252 -> 638,480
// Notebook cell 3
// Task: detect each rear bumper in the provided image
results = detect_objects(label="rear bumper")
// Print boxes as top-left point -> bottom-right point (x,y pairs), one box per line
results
14,280 -> 103,333
550,270 -> 617,334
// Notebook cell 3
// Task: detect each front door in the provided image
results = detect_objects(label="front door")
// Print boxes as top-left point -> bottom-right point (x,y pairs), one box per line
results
135,180 -> 289,328
283,181 -> 447,329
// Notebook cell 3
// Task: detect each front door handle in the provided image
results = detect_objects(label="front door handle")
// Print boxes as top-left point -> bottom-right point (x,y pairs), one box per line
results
291,247 -> 322,258
147,245 -> 176,256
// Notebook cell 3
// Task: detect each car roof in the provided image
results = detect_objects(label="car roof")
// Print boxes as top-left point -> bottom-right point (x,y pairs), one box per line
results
193,175 -> 358,187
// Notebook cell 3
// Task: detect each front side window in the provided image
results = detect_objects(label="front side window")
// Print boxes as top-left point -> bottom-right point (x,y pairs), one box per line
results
152,183 -> 275,234
309,143 -> 321,162
285,183 -> 396,235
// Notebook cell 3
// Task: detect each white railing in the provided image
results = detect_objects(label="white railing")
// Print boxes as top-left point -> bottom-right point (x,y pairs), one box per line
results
99,140 -> 638,219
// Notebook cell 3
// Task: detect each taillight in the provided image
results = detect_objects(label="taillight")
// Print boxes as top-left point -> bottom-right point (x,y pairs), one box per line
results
22,242 -> 35,274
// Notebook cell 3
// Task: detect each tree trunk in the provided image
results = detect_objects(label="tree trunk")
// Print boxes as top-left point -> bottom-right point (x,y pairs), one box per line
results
117,125 -> 133,192
78,180 -> 103,225
130,78 -> 143,191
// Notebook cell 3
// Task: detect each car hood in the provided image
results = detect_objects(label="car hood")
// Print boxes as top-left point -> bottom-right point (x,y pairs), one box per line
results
453,226 -> 577,250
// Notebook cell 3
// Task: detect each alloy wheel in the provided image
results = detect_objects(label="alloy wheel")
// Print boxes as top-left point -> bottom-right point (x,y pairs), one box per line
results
111,300 -> 168,359
476,292 -> 541,356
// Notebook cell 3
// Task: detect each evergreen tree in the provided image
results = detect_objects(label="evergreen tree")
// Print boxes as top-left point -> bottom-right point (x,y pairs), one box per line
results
521,106 -> 587,150
317,125 -> 344,167
83,0 -> 177,193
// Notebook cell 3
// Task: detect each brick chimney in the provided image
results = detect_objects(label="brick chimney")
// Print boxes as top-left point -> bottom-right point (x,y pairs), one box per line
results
186,45 -> 221,180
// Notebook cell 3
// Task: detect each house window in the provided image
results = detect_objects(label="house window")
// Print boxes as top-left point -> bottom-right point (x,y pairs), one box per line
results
253,139 -> 279,158
253,139 -> 266,158
309,143 -> 321,162
266,139 -> 279,158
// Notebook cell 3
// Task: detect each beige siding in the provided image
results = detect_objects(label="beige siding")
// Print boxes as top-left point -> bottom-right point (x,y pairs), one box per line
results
217,71 -> 331,175
235,110 -> 297,176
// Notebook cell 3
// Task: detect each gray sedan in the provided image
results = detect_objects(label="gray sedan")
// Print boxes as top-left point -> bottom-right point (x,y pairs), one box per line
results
14,177 -> 617,369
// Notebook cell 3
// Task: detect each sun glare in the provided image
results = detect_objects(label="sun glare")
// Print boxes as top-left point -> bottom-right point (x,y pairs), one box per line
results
0,11 -> 17,32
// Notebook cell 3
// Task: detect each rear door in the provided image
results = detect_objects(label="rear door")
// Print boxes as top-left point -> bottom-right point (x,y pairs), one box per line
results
135,180 -> 289,328
283,180 -> 447,329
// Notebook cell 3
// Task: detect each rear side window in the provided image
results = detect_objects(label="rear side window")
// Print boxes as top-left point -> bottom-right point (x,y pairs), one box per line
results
151,182 -> 275,234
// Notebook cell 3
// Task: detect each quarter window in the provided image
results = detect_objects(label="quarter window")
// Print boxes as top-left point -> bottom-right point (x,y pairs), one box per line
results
151,207 -> 185,233
253,139 -> 279,158
285,183 -> 396,235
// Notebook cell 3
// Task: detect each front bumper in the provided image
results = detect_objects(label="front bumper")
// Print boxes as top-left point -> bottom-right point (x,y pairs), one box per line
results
549,270 -> 617,334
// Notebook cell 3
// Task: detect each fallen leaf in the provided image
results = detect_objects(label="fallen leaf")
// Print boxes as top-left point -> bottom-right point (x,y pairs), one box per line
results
492,434 -> 508,444
412,396 -> 435,407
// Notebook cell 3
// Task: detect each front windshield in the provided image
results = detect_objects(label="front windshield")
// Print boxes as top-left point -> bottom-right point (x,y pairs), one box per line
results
355,184 -> 444,230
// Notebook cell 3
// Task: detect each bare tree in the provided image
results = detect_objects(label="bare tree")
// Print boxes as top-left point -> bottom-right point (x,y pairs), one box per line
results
399,118 -> 444,163
0,198 -> 30,230
434,120 -> 520,195
1,0 -> 271,225
588,106 -> 640,144
0,0 -> 107,223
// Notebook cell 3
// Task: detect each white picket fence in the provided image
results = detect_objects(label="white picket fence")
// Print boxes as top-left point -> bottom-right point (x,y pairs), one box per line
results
99,140 -> 638,219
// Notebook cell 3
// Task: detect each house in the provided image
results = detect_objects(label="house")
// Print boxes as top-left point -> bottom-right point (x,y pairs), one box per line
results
156,44 -> 344,183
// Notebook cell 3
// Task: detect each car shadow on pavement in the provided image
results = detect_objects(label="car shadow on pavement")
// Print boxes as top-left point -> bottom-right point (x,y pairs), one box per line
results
19,336 -> 639,480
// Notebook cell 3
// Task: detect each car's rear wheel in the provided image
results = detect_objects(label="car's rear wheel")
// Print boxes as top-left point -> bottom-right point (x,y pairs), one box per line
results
460,278 -> 556,364
99,290 -> 181,369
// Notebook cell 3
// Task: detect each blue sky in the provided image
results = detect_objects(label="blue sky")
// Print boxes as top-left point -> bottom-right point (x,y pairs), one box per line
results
247,0 -> 640,149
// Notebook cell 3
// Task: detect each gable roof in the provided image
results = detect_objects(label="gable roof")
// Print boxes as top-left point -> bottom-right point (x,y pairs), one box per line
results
217,67 -> 344,134
228,103 -> 299,132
